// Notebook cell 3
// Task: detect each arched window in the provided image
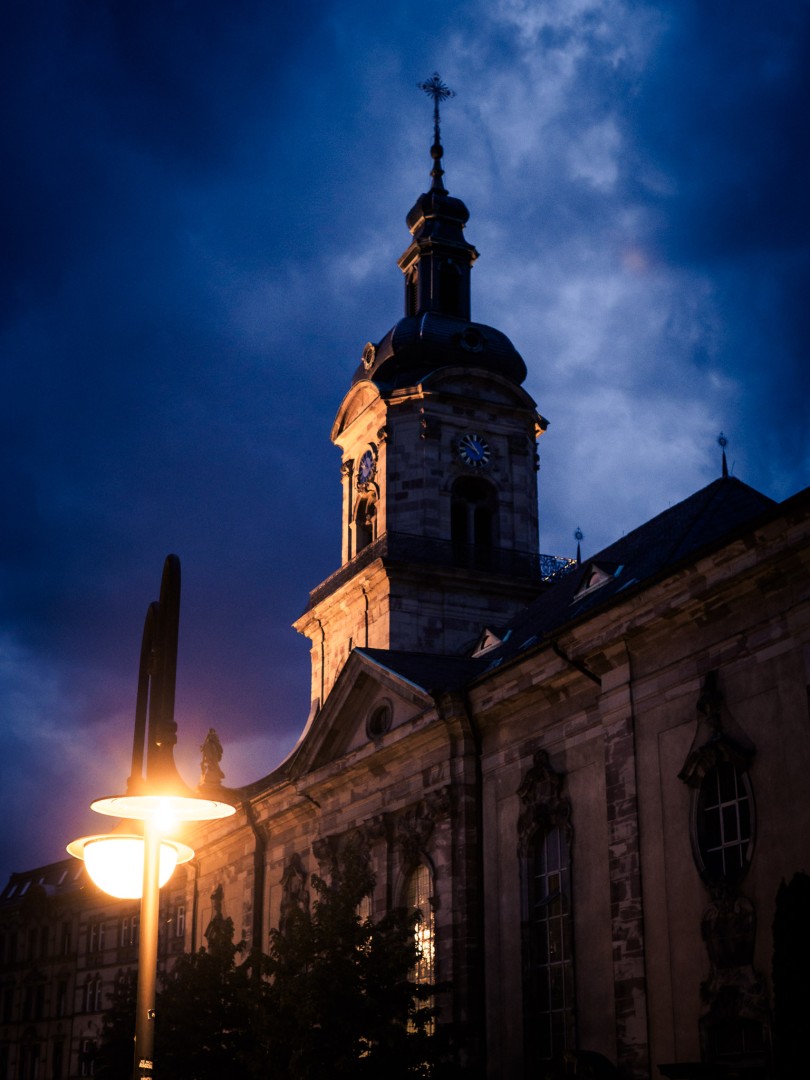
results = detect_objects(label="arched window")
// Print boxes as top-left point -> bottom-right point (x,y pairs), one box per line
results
406,269 -> 419,316
439,260 -> 462,316
451,477 -> 497,567
525,827 -> 575,1065
405,863 -> 435,1032
354,494 -> 377,554
405,864 -> 434,986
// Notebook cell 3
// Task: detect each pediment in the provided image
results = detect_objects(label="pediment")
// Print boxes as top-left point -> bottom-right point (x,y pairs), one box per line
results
331,381 -> 381,442
288,649 -> 434,778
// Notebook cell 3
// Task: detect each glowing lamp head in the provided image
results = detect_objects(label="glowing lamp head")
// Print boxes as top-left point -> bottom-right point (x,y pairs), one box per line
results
67,834 -> 194,900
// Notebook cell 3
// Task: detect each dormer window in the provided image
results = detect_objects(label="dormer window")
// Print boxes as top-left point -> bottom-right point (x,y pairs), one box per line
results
573,562 -> 622,600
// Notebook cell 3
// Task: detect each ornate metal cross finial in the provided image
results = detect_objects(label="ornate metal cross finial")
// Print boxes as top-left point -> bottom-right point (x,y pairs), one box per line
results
419,72 -> 456,147
418,73 -> 456,190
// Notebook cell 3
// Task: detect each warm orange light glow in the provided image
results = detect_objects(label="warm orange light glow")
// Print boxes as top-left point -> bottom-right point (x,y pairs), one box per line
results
90,793 -> 236,822
67,834 -> 194,899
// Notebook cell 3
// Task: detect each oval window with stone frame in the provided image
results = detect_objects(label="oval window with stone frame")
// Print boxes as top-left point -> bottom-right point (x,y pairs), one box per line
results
691,761 -> 755,888
366,701 -> 392,740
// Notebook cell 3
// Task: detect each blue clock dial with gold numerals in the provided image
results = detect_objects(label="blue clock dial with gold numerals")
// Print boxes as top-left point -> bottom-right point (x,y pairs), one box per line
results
458,433 -> 491,468
358,450 -> 376,485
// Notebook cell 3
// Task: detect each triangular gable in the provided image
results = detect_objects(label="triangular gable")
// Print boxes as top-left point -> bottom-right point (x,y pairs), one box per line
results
573,562 -> 622,600
471,627 -> 506,657
288,649 -> 434,779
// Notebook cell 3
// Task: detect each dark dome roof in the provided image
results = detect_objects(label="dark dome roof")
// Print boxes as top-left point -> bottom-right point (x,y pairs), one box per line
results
351,312 -> 528,389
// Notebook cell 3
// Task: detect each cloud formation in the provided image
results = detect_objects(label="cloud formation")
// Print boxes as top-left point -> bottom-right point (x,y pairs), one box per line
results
1,0 -> 807,876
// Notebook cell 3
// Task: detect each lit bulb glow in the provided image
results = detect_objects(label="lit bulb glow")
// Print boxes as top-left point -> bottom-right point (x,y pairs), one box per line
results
67,835 -> 194,899
90,793 -> 235,822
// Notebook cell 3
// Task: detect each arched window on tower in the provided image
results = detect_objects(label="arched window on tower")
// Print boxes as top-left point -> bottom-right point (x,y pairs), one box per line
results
406,269 -> 419,316
438,260 -> 462,316
354,494 -> 377,555
451,477 -> 497,569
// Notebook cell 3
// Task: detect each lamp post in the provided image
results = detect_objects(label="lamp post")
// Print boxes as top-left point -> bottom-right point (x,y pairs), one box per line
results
67,555 -> 235,1080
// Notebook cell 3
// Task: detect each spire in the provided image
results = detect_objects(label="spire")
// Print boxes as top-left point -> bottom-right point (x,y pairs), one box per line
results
419,72 -> 455,193
574,528 -> 584,567
398,74 -> 478,321
718,432 -> 729,479
353,76 -> 528,388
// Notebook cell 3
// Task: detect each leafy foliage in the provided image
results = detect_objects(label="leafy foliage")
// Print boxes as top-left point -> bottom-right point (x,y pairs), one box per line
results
262,839 -> 445,1078
98,844 -> 454,1079
154,901 -> 264,1080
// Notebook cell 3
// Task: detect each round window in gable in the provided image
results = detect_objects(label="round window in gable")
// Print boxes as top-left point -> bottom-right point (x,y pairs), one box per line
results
366,702 -> 392,740
692,761 -> 755,887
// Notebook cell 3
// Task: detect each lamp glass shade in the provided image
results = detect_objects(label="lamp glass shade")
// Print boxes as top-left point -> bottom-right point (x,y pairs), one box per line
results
67,834 -> 194,899
90,793 -> 235,823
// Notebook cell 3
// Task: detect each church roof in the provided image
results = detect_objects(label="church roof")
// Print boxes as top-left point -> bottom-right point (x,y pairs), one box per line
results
480,476 -> 780,670
352,313 -> 528,389
355,647 -> 489,694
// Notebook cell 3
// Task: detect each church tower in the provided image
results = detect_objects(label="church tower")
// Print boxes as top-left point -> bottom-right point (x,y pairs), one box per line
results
295,77 -> 557,708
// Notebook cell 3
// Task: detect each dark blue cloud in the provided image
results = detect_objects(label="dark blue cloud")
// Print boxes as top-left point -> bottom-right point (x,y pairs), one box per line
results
1,0 -> 806,877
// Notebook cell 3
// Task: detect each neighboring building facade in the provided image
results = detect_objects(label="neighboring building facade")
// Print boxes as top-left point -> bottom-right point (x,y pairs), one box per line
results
2,121 -> 809,1080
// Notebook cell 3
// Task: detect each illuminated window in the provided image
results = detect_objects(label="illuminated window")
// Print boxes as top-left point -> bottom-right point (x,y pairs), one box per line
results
88,920 -> 105,955
175,904 -> 186,938
405,864 -> 435,1010
83,977 -> 103,1014
119,914 -> 138,948
525,827 -> 575,1064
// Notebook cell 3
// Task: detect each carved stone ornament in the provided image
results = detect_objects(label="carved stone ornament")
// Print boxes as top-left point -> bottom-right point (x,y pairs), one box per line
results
516,748 -> 571,858
419,411 -> 441,440
376,425 -> 390,444
204,884 -> 235,954
199,727 -> 225,787
678,671 -> 755,788
312,836 -> 338,872
279,852 -> 309,933
395,790 -> 450,868
340,458 -> 354,478
699,891 -> 770,1063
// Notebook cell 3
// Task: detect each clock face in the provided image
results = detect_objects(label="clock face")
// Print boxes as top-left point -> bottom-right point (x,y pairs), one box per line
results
458,433 -> 491,468
357,450 -> 376,485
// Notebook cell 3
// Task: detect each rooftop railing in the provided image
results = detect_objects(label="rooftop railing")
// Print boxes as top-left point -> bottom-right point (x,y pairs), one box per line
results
305,532 -> 573,610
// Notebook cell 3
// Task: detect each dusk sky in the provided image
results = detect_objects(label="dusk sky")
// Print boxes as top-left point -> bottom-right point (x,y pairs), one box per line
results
1,0 -> 808,879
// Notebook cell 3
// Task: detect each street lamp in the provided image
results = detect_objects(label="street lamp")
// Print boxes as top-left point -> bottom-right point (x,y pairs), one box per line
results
67,555 -> 235,1080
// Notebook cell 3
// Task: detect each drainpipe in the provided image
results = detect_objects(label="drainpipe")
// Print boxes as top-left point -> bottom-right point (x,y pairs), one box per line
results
242,800 -> 267,966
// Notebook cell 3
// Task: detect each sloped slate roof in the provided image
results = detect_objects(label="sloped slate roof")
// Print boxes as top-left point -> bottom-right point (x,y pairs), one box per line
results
356,648 -> 489,695
481,476 -> 778,669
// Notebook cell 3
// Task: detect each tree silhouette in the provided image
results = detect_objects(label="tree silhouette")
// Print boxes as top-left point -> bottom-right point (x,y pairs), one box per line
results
262,839 -> 447,1078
